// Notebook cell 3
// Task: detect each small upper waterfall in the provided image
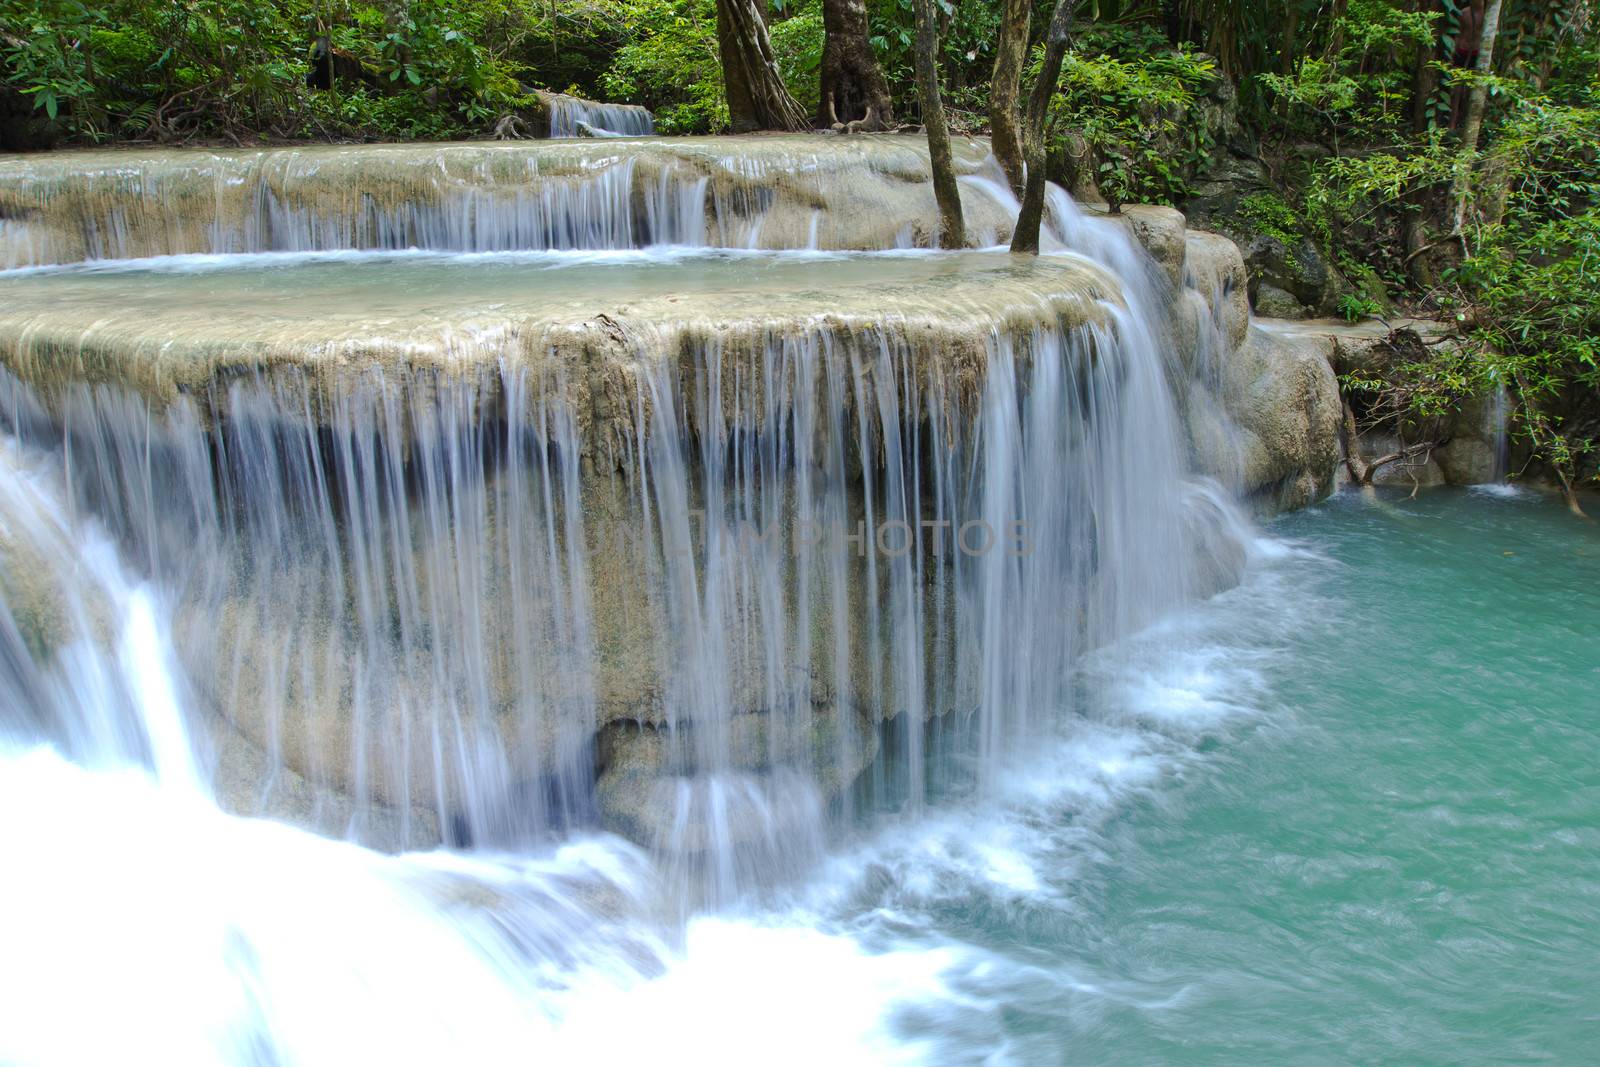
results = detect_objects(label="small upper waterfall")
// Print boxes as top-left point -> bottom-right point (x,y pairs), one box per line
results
1490,383 -> 1511,482
542,92 -> 657,138
0,135 -> 1341,913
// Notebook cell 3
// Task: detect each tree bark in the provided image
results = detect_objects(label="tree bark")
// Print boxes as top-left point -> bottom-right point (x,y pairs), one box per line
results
1342,401 -> 1442,489
1482,2 -> 1557,228
1450,0 -> 1504,234
1403,0 -> 1441,287
1010,0 -> 1075,255
1407,0 -> 1440,132
1163,0 -> 1183,45
1274,1 -> 1301,117
913,0 -> 966,247
1326,0 -> 1350,58
989,0 -> 1031,193
818,0 -> 895,130
716,0 -> 810,132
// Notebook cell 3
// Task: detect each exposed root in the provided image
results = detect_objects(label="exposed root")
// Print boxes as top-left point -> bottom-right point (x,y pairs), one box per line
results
492,114 -> 532,140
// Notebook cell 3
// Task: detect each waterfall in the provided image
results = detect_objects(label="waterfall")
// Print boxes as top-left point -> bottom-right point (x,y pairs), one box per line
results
0,429 -> 201,791
544,94 -> 657,138
1490,383 -> 1511,482
0,138 -> 1262,911
0,137 -> 1016,267
0,134 -> 1303,1063
0,295 -> 1237,900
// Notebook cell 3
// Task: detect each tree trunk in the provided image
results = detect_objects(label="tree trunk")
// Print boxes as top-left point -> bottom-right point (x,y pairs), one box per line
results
1450,0 -> 1504,235
1403,0 -> 1441,287
1407,1 -> 1440,132
1163,0 -> 1183,45
1326,0 -> 1350,58
1483,2 -> 1557,228
716,0 -> 810,132
1010,0 -> 1075,255
818,0 -> 895,130
989,0 -> 1031,193
913,0 -> 966,247
1273,1 -> 1301,117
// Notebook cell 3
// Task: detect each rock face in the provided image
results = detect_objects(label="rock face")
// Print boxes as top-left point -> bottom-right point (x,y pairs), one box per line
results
0,251 -> 1137,852
1131,225 -> 1342,510
1312,318 -> 1506,487
1120,204 -> 1188,290
1182,155 -> 1355,318
1253,283 -> 1306,320
0,135 -> 1349,860
1222,325 -> 1344,508
1432,396 -> 1504,486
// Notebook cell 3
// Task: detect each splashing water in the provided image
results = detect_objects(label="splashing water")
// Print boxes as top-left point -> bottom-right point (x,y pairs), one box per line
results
0,424 -> 1303,1066
0,144 -> 1299,1065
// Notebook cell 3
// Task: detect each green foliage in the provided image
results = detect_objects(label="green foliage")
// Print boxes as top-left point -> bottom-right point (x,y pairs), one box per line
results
600,0 -> 727,133
1040,28 -> 1218,205
1340,258 -> 1397,313
1454,108 -> 1600,484
1338,336 -> 1481,427
0,0 -> 588,141
1315,45 -> 1600,485
1,0 -> 100,123
599,0 -> 824,134
1260,0 -> 1437,144
1303,137 -> 1455,240
871,0 -> 1001,123
1338,292 -> 1383,324
1239,191 -> 1303,244
1,0 -> 1595,487
771,5 -> 826,116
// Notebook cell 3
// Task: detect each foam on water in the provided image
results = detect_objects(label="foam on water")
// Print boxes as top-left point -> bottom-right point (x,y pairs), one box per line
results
1468,482 -> 1529,499
0,147 -> 1293,1064
0,738 -> 976,1067
0,398 -> 1298,1065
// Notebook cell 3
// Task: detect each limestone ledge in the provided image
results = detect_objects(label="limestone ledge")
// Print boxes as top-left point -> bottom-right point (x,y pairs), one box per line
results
1103,203 -> 1343,512
0,251 -> 1122,433
1249,316 -> 1500,488
0,134 -> 1017,268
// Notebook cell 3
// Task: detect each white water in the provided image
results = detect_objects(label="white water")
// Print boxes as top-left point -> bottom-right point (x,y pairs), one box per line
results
0,137 -> 1030,267
1489,383 -> 1512,483
544,94 -> 657,138
0,411 -> 1288,1065
0,432 -> 1290,1065
0,151 -> 1271,1063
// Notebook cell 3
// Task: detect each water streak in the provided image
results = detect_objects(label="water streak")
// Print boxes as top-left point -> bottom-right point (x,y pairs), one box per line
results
544,94 -> 657,138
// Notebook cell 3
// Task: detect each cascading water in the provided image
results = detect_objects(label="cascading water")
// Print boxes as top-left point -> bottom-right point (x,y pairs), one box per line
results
1490,382 -> 1511,482
0,136 -> 1278,1065
543,93 -> 657,138
0,136 -> 1023,267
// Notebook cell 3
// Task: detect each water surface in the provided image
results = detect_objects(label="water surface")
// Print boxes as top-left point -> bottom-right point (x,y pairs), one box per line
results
3,487 -> 1596,1065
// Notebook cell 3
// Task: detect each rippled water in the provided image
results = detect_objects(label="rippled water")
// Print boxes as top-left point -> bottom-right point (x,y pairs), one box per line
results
3,486 -> 1596,1065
